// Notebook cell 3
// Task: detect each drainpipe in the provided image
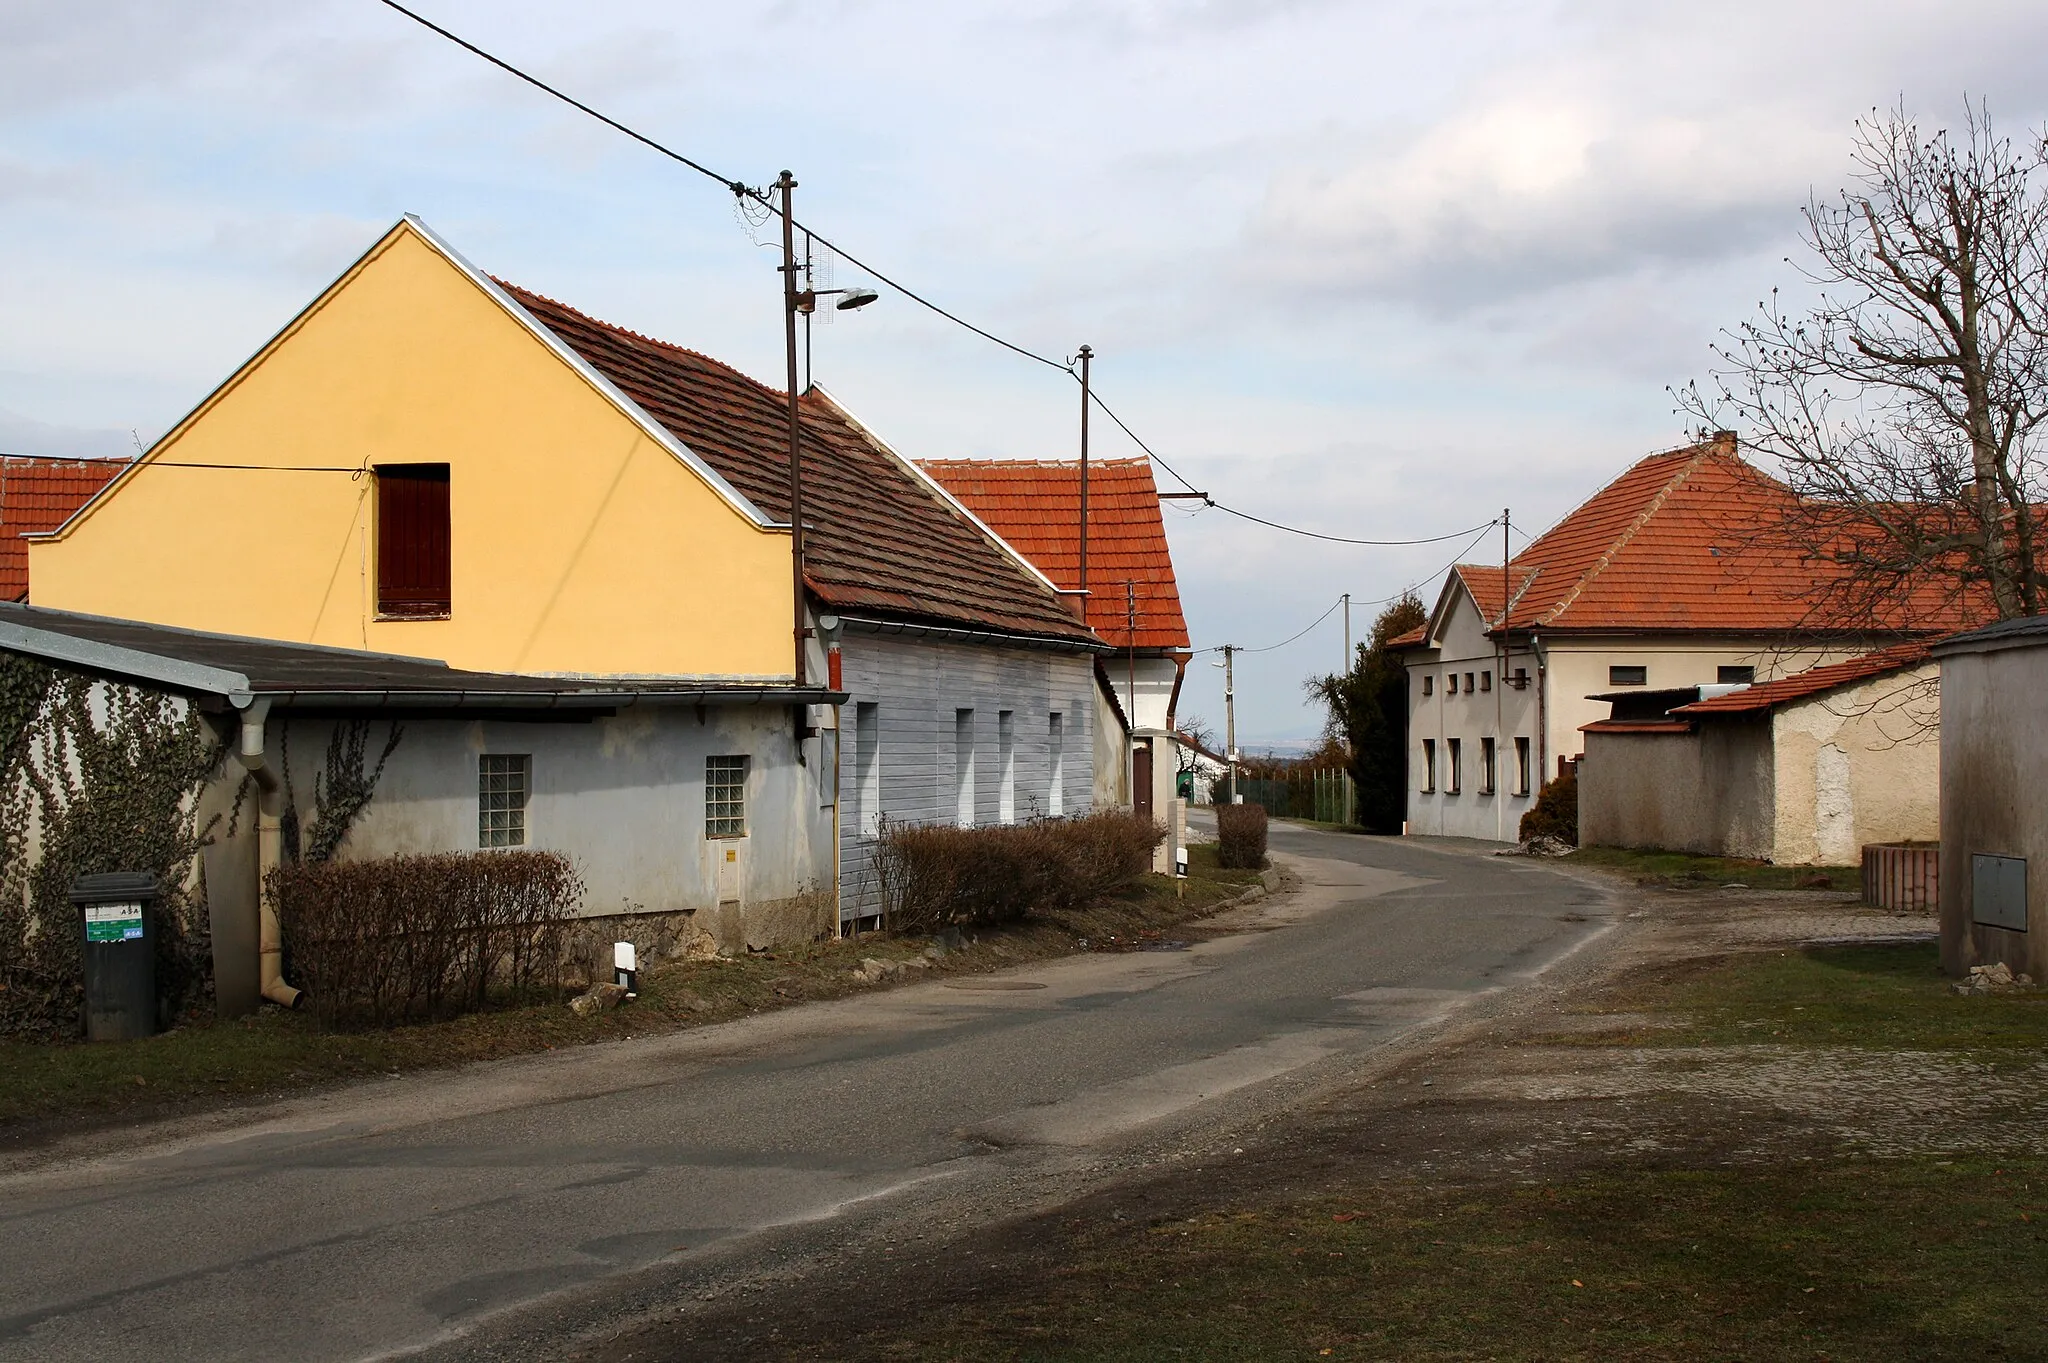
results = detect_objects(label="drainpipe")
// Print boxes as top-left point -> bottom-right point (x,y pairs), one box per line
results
232,698 -> 303,1009
1532,633 -> 1550,794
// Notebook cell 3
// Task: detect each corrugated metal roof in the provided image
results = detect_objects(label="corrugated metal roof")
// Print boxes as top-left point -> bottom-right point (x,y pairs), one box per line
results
917,457 -> 1191,651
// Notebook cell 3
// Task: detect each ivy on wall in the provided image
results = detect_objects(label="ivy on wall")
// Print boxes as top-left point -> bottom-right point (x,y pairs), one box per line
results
0,660 -> 223,1039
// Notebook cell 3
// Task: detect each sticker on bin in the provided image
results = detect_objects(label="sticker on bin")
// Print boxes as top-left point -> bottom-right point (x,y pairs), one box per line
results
85,901 -> 144,942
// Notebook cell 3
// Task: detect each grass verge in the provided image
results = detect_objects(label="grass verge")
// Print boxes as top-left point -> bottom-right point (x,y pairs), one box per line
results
0,845 -> 1265,1138
1568,844 -> 1859,891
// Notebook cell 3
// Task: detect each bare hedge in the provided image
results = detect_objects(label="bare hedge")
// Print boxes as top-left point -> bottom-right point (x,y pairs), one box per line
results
871,810 -> 1164,934
269,851 -> 582,1027
1215,803 -> 1269,869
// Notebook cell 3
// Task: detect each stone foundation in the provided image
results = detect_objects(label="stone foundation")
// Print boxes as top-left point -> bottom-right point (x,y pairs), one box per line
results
559,891 -> 836,988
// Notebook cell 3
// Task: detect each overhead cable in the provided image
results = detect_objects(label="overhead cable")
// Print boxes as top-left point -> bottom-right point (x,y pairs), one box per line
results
370,0 -> 1490,548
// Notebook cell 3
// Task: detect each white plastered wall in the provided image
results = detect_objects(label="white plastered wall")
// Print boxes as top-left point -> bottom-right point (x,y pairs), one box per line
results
1769,663 -> 1940,865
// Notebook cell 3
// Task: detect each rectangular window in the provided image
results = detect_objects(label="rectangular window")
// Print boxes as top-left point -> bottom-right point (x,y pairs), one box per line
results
1480,737 -> 1496,794
478,754 -> 529,848
856,703 -> 880,838
1718,665 -> 1756,684
376,464 -> 451,618
1465,672 -> 1476,693
1421,739 -> 1436,793
1447,737 -> 1463,795
1515,736 -> 1532,796
1048,712 -> 1065,817
706,755 -> 748,838
1511,667 -> 1529,689
1448,674 -> 1459,695
998,710 -> 1016,824
1480,670 -> 1493,693
1608,665 -> 1648,687
1423,674 -> 1435,696
955,708 -> 976,827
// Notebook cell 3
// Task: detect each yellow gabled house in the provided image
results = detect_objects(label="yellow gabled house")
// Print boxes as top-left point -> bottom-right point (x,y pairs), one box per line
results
30,216 -> 792,679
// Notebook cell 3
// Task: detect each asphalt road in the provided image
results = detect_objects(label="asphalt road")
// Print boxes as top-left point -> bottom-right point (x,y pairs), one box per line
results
0,825 -> 1614,1362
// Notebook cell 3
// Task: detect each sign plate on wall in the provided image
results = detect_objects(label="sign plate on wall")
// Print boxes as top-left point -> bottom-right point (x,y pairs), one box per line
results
84,901 -> 144,943
1972,854 -> 2029,932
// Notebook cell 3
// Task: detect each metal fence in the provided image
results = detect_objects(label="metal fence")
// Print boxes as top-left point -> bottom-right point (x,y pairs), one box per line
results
1235,770 -> 1356,826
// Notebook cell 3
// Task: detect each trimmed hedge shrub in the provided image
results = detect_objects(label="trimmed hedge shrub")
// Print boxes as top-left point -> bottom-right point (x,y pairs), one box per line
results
1518,765 -> 1579,846
1215,802 -> 1269,869
871,810 -> 1164,933
270,850 -> 582,1027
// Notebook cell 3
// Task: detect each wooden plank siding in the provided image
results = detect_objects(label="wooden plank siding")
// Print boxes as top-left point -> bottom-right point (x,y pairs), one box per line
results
836,632 -> 1098,923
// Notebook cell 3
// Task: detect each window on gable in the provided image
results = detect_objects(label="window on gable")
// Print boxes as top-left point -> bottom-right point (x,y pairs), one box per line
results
1480,670 -> 1493,693
1423,674 -> 1435,696
1448,674 -> 1459,695
376,464 -> 451,618
1718,665 -> 1756,684
1465,672 -> 1476,692
1608,665 -> 1648,687
479,754 -> 530,848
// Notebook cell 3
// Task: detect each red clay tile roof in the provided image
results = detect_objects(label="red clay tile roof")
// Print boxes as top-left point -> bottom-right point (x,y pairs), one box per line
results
1579,718 -> 1694,734
917,457 -> 1191,651
1672,641 -> 1932,715
1385,623 -> 1429,649
498,284 -> 1097,645
1452,436 -> 1973,638
0,457 -> 124,601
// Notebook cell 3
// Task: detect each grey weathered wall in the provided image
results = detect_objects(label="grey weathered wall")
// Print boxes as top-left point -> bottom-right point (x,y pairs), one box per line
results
1579,717 -> 1774,858
835,632 -> 1098,923
282,703 -> 836,950
1938,645 -> 2048,980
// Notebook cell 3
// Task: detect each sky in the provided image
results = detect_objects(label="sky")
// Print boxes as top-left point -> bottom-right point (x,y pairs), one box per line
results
5,0 -> 2047,746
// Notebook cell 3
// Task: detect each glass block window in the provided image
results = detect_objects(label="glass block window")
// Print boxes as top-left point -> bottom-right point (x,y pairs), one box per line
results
478,754 -> 530,848
706,755 -> 748,838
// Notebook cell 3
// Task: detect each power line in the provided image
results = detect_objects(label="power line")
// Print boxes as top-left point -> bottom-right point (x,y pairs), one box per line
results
1227,596 -> 1346,655
371,0 -> 1492,550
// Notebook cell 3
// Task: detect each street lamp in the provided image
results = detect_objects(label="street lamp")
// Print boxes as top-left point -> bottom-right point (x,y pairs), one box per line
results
769,170 -> 880,688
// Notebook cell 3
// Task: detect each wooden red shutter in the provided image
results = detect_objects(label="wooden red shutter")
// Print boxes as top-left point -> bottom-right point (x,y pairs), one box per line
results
376,464 -> 451,616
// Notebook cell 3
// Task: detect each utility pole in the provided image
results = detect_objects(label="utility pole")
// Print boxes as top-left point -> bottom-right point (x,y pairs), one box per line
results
1342,592 -> 1351,671
777,170 -> 808,688
1498,507 -> 1509,843
1077,344 -> 1092,598
1222,643 -> 1238,804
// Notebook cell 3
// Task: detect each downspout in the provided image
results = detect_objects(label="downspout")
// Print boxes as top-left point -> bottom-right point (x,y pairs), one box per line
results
232,698 -> 303,1009
1532,633 -> 1549,795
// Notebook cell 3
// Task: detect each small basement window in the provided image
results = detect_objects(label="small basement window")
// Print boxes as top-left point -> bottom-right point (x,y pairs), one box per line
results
478,754 -> 530,848
1718,665 -> 1756,684
706,755 -> 748,838
376,464 -> 451,618
1608,665 -> 1648,687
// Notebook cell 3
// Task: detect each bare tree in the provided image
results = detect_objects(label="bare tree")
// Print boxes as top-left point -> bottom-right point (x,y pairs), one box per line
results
1681,100 -> 2048,628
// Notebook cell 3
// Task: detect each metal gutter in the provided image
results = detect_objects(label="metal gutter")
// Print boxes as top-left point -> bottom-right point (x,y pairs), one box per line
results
262,687 -> 848,710
0,618 -> 255,707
